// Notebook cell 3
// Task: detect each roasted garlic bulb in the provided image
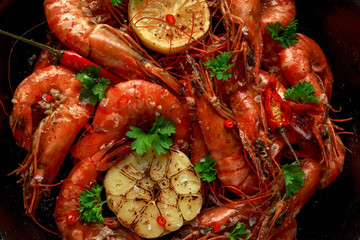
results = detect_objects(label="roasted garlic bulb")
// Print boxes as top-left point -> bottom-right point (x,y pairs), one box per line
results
104,148 -> 203,239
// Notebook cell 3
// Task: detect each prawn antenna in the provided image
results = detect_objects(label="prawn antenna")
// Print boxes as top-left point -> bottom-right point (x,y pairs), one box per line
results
277,126 -> 301,165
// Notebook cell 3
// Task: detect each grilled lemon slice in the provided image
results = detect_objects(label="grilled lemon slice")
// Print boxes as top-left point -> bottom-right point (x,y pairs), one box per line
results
104,148 -> 203,238
128,0 -> 210,55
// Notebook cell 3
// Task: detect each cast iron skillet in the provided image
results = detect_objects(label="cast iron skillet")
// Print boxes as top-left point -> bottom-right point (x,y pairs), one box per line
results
0,0 -> 360,239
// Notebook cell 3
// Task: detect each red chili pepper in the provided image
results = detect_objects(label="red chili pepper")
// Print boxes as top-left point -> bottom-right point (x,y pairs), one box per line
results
223,119 -> 235,128
213,223 -> 221,232
45,94 -> 54,102
60,51 -> 122,83
156,216 -> 166,226
264,75 -> 292,131
0,29 -> 123,83
165,14 -> 176,25
65,211 -> 77,226
265,76 -> 301,165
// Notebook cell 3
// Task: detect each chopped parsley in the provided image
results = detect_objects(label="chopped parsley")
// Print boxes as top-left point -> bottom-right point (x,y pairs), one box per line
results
125,116 -> 176,156
194,155 -> 217,182
284,81 -> 321,104
78,184 -> 107,223
281,163 -> 305,198
77,65 -> 111,106
226,222 -> 251,240
266,19 -> 299,48
204,51 -> 233,81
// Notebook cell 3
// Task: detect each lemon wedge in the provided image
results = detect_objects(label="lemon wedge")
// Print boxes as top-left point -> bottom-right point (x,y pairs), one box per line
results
128,0 -> 211,55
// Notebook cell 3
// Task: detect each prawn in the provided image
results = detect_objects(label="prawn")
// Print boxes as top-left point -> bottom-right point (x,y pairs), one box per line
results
230,84 -> 277,183
279,33 -> 346,188
54,141 -> 142,240
260,0 -> 296,33
172,200 -> 258,240
71,80 -> 191,161
44,0 -> 182,94
257,158 -> 323,239
173,156 -> 322,240
195,96 -> 258,195
260,0 -> 296,88
221,0 -> 263,84
190,46 -> 275,185
280,33 -> 333,100
190,121 -> 209,166
9,65 -> 94,215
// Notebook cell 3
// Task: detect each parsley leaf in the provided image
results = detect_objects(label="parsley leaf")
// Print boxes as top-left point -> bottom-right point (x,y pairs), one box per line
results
194,155 -> 217,182
266,19 -> 299,48
204,51 -> 233,81
78,184 -> 107,223
226,222 -> 251,240
111,0 -> 122,6
77,65 -> 111,106
150,116 -> 176,136
125,116 -> 176,156
281,163 -> 305,198
284,81 -> 321,104
153,134 -> 174,156
125,126 -> 155,155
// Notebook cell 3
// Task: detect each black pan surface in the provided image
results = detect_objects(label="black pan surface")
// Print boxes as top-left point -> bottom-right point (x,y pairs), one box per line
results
0,0 -> 360,239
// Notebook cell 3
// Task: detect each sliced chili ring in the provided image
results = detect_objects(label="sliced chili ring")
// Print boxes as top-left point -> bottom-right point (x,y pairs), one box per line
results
165,14 -> 176,25
156,216 -> 166,226
213,222 -> 221,232
224,119 -> 235,128
66,211 -> 77,226
45,94 -> 54,102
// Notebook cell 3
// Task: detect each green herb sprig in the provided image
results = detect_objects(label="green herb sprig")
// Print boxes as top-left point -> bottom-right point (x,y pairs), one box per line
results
125,116 -> 176,156
204,51 -> 233,81
77,65 -> 111,106
284,81 -> 321,104
281,163 -> 305,198
226,222 -> 251,240
266,19 -> 299,48
78,184 -> 107,223
111,0 -> 122,6
194,155 -> 217,182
